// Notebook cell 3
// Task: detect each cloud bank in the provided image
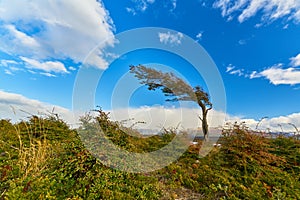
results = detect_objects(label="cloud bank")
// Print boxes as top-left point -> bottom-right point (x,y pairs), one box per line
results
0,90 -> 76,126
1,91 -> 299,133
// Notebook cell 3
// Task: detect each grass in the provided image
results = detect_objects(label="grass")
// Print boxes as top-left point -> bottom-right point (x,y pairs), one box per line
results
0,112 -> 299,199
12,118 -> 53,181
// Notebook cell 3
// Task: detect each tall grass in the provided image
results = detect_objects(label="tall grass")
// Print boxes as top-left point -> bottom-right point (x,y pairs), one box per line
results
14,118 -> 53,180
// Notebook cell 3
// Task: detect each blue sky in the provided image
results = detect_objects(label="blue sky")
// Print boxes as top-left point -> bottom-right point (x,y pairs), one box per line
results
0,0 -> 300,131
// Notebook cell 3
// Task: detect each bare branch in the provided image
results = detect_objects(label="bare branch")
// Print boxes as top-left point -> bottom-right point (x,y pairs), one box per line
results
198,115 -> 203,122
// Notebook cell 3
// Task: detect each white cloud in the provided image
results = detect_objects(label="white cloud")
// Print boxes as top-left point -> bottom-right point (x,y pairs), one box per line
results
1,91 -> 299,134
0,90 -> 224,132
0,0 -> 115,71
213,0 -> 300,24
84,49 -> 110,69
249,71 -> 260,79
3,66 -> 23,76
4,69 -> 13,75
1,59 -> 24,75
0,90 -> 76,126
108,106 -> 227,134
127,0 -> 177,15
40,72 -> 56,77
9,66 -> 21,72
170,0 -> 177,11
259,67 -> 300,85
290,53 -> 300,67
127,0 -> 155,14
221,113 -> 300,134
68,66 -> 76,71
21,57 -> 68,74
28,70 -> 37,75
196,31 -> 204,40
227,113 -> 300,133
0,59 -> 18,67
126,7 -> 137,15
226,64 -> 235,72
229,53 -> 300,85
108,106 -> 300,134
255,23 -> 263,28
4,24 -> 40,49
238,39 -> 246,45
158,32 -> 183,46
249,63 -> 300,85
226,64 -> 244,76
230,69 -> 244,76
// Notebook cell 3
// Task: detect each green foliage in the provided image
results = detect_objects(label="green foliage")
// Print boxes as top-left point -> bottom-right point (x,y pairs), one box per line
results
0,114 -> 162,199
80,108 -> 176,153
0,114 -> 299,199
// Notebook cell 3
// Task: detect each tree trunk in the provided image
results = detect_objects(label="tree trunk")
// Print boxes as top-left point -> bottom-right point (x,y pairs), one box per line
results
202,110 -> 209,141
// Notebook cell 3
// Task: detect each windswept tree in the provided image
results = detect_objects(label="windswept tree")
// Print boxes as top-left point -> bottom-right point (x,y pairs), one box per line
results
130,65 -> 212,141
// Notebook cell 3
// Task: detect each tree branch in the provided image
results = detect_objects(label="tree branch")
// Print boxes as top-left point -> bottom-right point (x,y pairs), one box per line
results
198,115 -> 203,122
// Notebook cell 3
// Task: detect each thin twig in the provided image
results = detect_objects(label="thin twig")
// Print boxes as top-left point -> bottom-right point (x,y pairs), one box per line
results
0,189 -> 7,198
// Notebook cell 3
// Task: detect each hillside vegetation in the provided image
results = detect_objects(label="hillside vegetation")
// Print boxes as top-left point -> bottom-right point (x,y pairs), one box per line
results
0,111 -> 300,199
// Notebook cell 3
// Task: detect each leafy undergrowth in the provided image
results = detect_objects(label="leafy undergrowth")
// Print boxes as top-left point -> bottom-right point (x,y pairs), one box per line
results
0,112 -> 299,199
